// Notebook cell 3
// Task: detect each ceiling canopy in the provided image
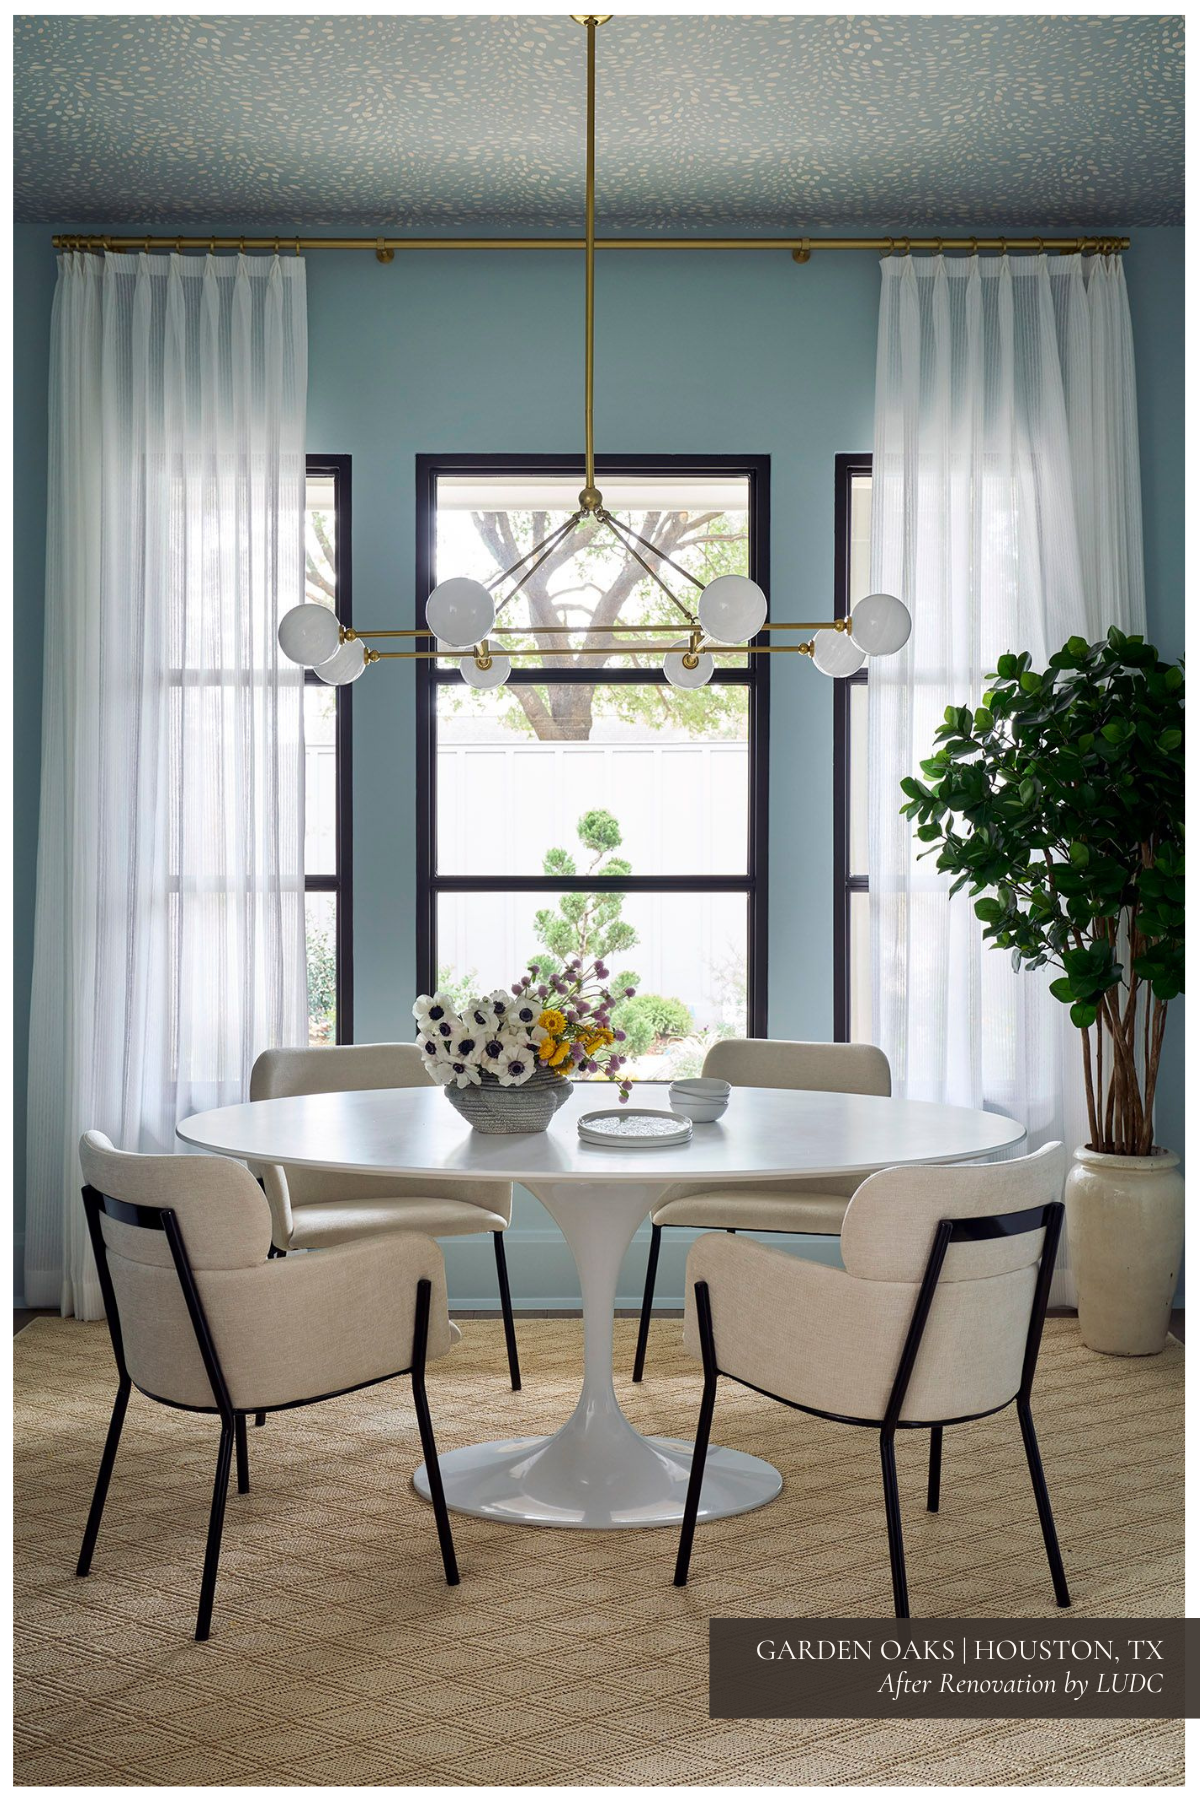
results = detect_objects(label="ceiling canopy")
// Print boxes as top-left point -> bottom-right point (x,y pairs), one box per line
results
14,13 -> 1184,230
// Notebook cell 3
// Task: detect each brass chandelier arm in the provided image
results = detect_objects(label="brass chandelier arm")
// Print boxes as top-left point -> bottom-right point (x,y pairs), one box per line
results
344,618 -> 843,640
597,509 -> 706,591
580,15 -> 601,509
492,511 -> 589,615
487,509 -> 585,593
367,641 -> 814,660
597,512 -> 697,623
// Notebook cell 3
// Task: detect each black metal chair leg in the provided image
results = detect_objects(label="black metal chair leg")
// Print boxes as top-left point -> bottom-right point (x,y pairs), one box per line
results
411,1377 -> 460,1586
1018,1399 -> 1071,1607
411,1277 -> 459,1586
257,1248 -> 285,1425
77,1377 -> 131,1577
927,1426 -> 943,1513
632,1223 -> 662,1383
880,1430 -> 910,1618
492,1232 -> 521,1392
195,1423 -> 234,1641
674,1280 -> 718,1587
234,1414 -> 250,1494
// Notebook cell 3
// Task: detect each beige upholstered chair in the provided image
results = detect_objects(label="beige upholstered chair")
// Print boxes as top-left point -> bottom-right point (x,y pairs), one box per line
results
77,1131 -> 461,1641
673,1143 -> 1069,1619
250,1043 -> 522,1389
633,1038 -> 892,1380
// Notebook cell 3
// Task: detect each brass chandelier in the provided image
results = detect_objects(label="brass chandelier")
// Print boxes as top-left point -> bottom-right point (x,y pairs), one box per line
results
278,14 -> 912,690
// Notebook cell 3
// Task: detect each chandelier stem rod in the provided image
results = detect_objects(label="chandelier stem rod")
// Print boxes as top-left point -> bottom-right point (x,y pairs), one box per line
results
583,15 -> 599,504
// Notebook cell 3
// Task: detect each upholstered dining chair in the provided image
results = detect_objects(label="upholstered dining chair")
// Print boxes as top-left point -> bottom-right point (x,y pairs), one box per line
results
672,1143 -> 1069,1619
250,1043 -> 522,1390
632,1038 -> 891,1381
77,1131 -> 461,1641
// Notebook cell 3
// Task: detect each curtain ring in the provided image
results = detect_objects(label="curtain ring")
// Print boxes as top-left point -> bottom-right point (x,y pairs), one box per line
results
295,237 -> 301,257
209,235 -> 216,255
936,237 -> 944,256
969,237 -> 978,257
883,237 -> 894,257
239,236 -> 246,254
1000,237 -> 1008,256
901,236 -> 911,256
175,236 -> 182,254
1036,237 -> 1045,255
143,234 -> 151,254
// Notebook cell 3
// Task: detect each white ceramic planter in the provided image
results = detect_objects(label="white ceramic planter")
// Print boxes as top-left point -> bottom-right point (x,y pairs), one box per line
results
1065,1146 -> 1184,1355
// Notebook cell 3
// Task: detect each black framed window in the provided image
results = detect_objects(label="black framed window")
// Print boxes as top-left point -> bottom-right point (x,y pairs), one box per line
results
833,453 -> 872,1043
304,455 -> 354,1044
416,455 -> 769,1081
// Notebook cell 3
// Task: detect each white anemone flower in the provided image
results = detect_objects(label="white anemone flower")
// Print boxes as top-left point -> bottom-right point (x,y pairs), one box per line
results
448,1027 -> 486,1065
462,996 -> 495,1032
416,1031 -> 449,1065
443,1058 -> 482,1089
414,992 -> 458,1033
484,989 -> 512,1024
494,1044 -> 536,1087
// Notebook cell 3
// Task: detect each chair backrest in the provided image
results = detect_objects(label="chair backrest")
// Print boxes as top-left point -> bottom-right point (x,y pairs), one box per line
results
702,1037 -> 891,1097
79,1130 -> 272,1406
249,1043 -> 513,1216
841,1143 -> 1065,1423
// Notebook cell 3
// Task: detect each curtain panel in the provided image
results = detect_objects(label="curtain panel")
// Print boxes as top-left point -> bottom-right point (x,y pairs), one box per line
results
26,251 -> 308,1317
867,253 -> 1146,1298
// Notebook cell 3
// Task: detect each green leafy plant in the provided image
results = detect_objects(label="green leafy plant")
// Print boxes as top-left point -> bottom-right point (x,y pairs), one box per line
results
611,993 -> 694,1059
531,809 -> 640,981
900,629 -> 1184,1157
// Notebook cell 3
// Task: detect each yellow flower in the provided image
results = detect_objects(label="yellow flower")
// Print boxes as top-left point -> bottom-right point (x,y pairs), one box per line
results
538,1008 -> 567,1036
548,1039 -> 571,1068
538,1036 -> 559,1063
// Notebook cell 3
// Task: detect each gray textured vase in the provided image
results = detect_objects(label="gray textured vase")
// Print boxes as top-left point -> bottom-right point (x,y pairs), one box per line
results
443,1066 -> 571,1134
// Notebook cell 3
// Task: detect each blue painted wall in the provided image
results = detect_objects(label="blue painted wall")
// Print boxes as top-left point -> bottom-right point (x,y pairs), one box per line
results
12,223 -> 1185,1306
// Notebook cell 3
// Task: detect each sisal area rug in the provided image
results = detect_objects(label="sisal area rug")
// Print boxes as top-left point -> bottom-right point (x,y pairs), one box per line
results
14,1315 -> 1184,1787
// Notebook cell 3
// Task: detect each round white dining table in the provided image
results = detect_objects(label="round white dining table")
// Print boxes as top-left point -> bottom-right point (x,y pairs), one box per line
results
178,1082 -> 1024,1531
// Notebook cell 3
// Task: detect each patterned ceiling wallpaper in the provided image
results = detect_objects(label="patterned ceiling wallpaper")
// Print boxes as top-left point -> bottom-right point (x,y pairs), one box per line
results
13,13 -> 1185,230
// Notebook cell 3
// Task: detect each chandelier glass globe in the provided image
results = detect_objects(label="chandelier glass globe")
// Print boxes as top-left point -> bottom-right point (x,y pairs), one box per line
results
811,628 -> 867,678
850,592 -> 912,657
277,603 -> 341,667
697,573 -> 768,645
663,640 -> 714,689
460,653 -> 511,689
313,640 -> 366,686
426,578 -> 495,648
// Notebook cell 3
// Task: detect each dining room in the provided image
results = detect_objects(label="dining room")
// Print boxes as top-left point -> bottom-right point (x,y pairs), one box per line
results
11,7 -> 1187,1791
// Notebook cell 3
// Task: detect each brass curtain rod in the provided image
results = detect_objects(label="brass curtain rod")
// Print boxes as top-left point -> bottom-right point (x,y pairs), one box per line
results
52,232 -> 1130,262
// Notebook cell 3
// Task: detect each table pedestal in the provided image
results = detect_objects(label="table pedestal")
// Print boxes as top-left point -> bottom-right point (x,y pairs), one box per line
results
413,1178 -> 782,1529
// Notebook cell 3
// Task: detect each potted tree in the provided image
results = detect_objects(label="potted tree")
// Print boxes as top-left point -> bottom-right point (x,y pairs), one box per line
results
900,628 -> 1184,1355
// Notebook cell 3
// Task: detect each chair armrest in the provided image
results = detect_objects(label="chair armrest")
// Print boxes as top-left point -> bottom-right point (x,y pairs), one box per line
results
201,1231 -> 455,1412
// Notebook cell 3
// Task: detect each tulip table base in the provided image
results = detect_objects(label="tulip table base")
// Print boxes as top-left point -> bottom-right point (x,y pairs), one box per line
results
413,1178 -> 783,1529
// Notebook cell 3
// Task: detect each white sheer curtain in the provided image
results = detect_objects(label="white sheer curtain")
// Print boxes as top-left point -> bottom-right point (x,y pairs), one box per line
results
867,253 -> 1145,1293
26,251 -> 308,1317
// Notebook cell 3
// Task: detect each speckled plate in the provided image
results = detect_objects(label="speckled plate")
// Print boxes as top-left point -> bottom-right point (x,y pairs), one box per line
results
577,1108 -> 694,1148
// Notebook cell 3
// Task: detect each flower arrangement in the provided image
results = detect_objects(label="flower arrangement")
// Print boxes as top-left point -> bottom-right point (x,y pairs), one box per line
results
414,957 -> 635,1101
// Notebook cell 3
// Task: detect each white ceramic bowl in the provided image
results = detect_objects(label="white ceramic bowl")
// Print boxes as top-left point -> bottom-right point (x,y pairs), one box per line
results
668,1078 -> 731,1123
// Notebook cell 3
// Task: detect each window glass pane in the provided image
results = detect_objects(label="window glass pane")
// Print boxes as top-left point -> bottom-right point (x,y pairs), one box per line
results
434,474 -> 751,671
304,683 -> 337,876
848,678 -> 868,877
306,891 -> 337,1045
434,889 -> 747,1082
848,472 -> 873,608
849,889 -> 872,1045
305,473 -> 338,614
436,682 -> 748,877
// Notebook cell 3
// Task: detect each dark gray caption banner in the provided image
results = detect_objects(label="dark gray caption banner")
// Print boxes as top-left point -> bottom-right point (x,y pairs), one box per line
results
710,1619 -> 1199,1719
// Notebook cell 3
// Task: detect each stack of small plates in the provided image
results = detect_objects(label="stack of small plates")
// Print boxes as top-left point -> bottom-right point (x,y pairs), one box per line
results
577,1108 -> 694,1148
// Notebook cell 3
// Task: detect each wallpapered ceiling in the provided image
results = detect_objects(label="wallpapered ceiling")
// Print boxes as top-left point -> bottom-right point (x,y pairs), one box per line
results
14,13 -> 1184,230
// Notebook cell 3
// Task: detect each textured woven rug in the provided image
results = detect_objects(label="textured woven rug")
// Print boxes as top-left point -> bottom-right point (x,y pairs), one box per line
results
14,1315 -> 1184,1787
